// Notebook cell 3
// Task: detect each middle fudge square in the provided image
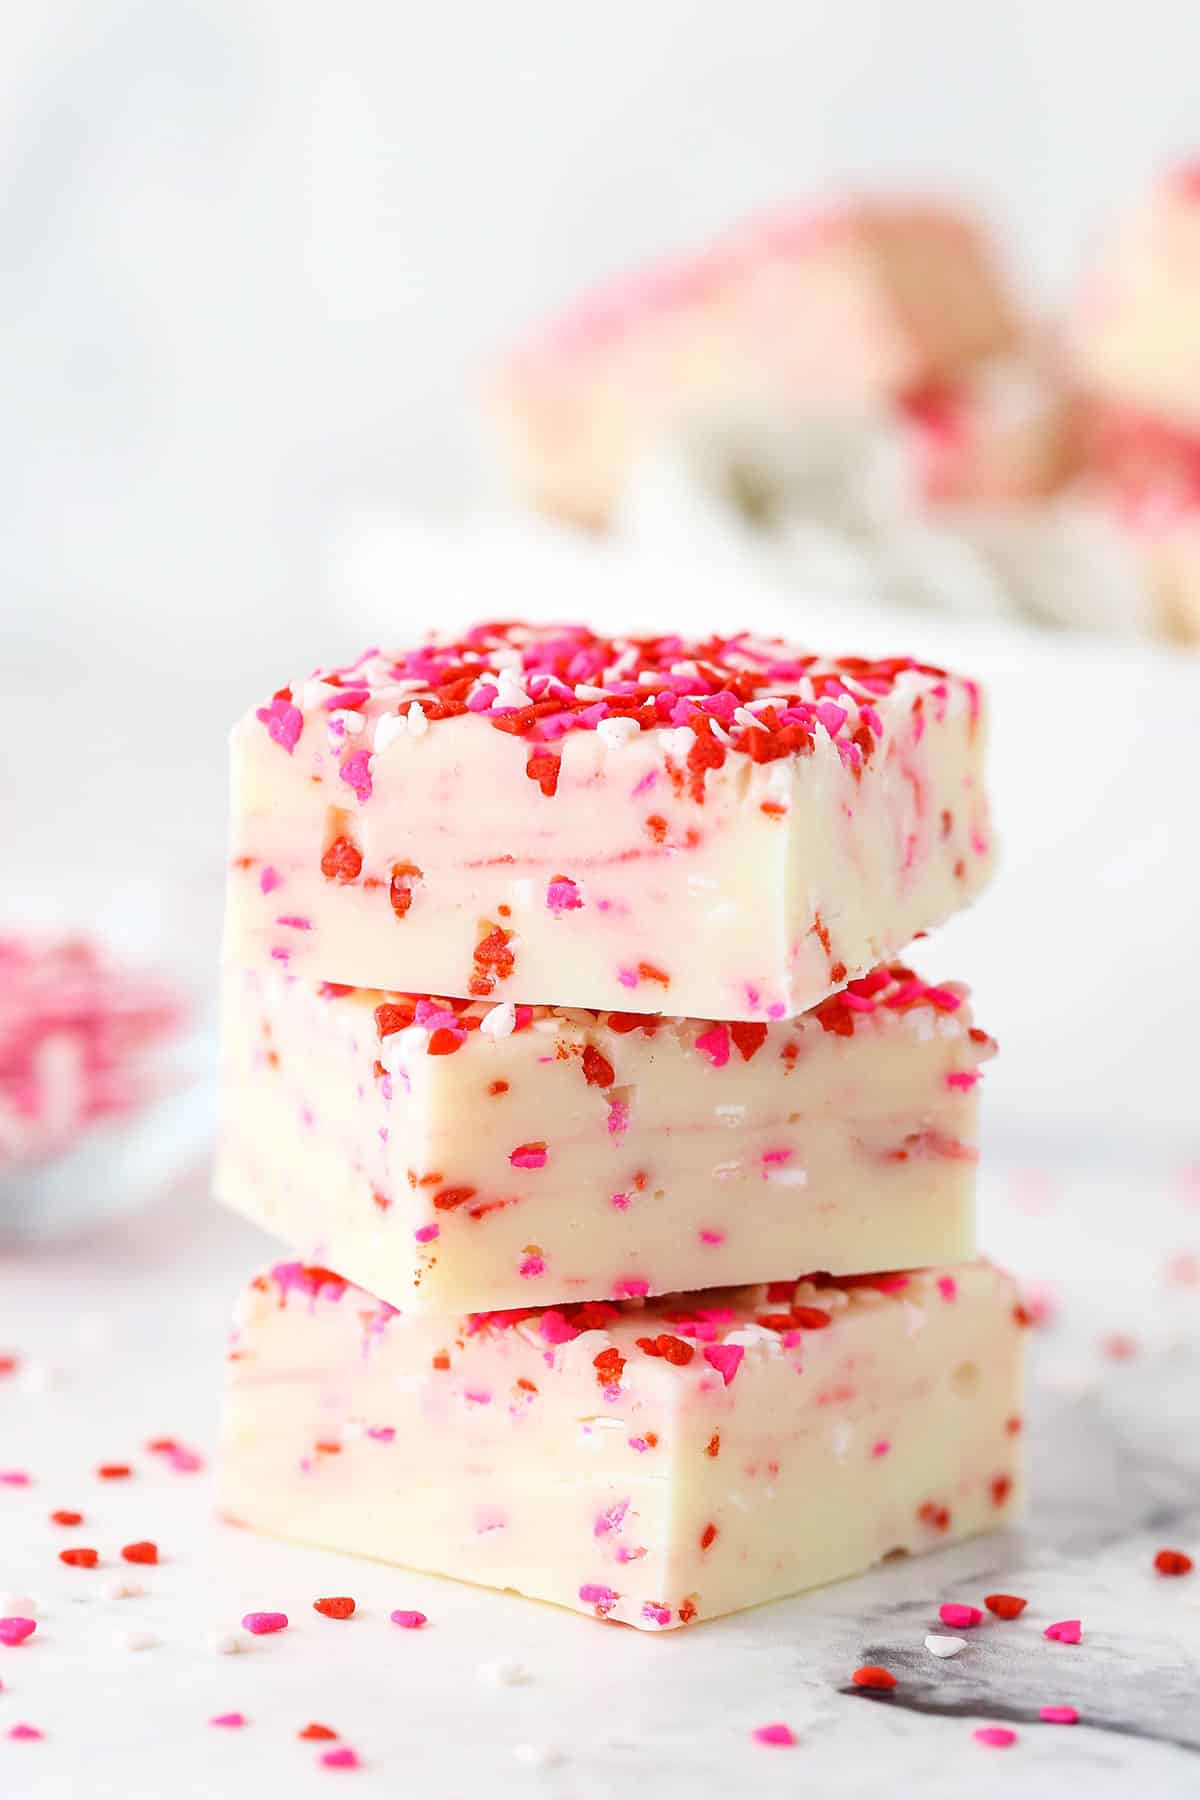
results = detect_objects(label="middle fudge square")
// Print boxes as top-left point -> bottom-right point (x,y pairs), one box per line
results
216,962 -> 990,1315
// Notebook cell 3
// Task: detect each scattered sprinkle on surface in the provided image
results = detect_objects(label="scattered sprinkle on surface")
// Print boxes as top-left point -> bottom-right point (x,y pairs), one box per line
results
1154,1548 -> 1193,1576
984,1592 -> 1027,1619
752,1723 -> 796,1746
241,1611 -> 288,1635
389,1609 -> 427,1630
1044,1619 -> 1082,1644
973,1726 -> 1018,1748
851,1665 -> 897,1691
314,1596 -> 356,1619
925,1634 -> 968,1658
1040,1705 -> 1080,1724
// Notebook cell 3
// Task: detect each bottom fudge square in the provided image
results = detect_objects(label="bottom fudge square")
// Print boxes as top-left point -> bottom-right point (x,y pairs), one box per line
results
220,1260 -> 1025,1631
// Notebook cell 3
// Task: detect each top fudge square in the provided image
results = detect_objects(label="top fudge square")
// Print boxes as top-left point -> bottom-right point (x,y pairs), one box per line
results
226,624 -> 992,1020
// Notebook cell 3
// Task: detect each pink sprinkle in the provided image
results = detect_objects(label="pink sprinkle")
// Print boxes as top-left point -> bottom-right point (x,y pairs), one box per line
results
0,1472 -> 30,1487
609,1191 -> 631,1211
210,1712 -> 246,1729
255,696 -> 303,754
936,1275 -> 958,1301
695,1023 -> 730,1068
939,1603 -> 983,1629
167,1445 -> 204,1474
973,1727 -> 1017,1748
594,1499 -> 630,1537
816,701 -> 847,735
338,750 -> 373,803
616,967 -> 638,990
871,1439 -> 891,1458
321,1746 -> 362,1769
414,1223 -> 439,1244
703,1343 -> 744,1386
389,1610 -> 427,1630
546,877 -> 583,915
241,1611 -> 288,1635
627,1437 -> 651,1454
7,1723 -> 42,1741
640,1602 -> 672,1627
613,1277 -> 649,1299
519,1255 -> 545,1279
259,866 -> 283,894
753,1723 -> 796,1747
510,1143 -> 548,1170
945,1070 -> 979,1091
578,1584 -> 617,1615
606,1097 -> 630,1137
275,915 -> 312,931
1040,1706 -> 1079,1725
699,1228 -> 724,1246
467,682 -> 497,712
1044,1619 -> 1082,1644
366,1427 -> 395,1442
0,1619 -> 37,1647
538,1310 -> 579,1346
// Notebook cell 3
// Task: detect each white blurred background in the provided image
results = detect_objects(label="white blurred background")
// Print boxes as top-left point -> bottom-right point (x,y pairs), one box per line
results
3,1 -> 1199,1158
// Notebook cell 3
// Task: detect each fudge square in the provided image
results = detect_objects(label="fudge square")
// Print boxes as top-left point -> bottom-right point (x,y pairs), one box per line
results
220,1259 -> 1026,1632
217,961 -> 991,1315
1069,164 -> 1200,428
487,200 -> 1019,527
225,625 -> 994,1020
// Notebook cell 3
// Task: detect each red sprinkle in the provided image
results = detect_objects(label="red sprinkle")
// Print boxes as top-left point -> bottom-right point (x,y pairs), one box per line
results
985,1593 -> 1027,1619
59,1547 -> 99,1568
852,1666 -> 897,1691
314,1596 -> 356,1619
121,1541 -> 158,1565
1154,1548 -> 1194,1576
50,1509 -> 83,1527
389,1610 -> 427,1630
300,1724 -> 339,1740
97,1464 -> 132,1481
241,1611 -> 288,1635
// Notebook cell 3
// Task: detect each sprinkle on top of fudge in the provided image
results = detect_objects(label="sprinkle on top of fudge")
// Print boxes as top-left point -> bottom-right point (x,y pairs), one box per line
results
339,961 -> 988,1056
259,1260 -> 1014,1374
255,623 -> 975,797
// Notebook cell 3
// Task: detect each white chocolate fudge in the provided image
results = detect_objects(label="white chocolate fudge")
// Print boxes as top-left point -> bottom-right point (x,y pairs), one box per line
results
220,1259 -> 1026,1631
1070,165 -> 1200,428
900,355 -> 1081,506
217,962 -> 990,1315
488,202 -> 1019,527
225,625 -> 993,1020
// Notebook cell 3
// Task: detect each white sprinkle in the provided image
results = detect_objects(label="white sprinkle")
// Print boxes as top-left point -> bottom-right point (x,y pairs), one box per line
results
668,726 -> 696,758
708,718 -> 734,747
407,701 -> 429,738
573,683 -> 609,701
329,708 -> 364,735
0,1593 -> 37,1617
480,1002 -> 517,1038
512,1743 -> 564,1769
734,706 -> 768,732
596,715 -> 639,748
925,1634 -> 968,1658
104,1577 -> 147,1601
478,1658 -> 530,1687
207,1629 -> 247,1656
17,1359 -> 56,1393
113,1627 -> 160,1653
496,669 -> 532,708
765,1165 -> 808,1187
379,1023 -> 429,1072
373,711 -> 408,753
301,679 -> 340,710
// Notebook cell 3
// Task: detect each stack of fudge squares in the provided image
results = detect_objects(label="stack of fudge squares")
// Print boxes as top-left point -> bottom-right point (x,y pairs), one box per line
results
217,623 -> 1026,1632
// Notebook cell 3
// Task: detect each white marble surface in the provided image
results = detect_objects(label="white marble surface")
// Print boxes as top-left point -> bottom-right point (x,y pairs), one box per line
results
3,1147 -> 1199,1798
